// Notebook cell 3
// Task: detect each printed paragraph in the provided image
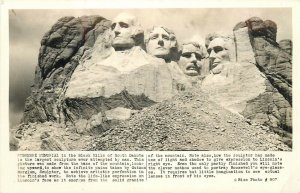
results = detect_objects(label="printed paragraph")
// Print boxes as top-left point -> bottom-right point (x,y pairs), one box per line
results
17,153 -> 284,183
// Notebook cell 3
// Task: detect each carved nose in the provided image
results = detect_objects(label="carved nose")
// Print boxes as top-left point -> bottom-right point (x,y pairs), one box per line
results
190,53 -> 197,63
158,39 -> 164,46
209,50 -> 217,59
114,24 -> 121,35
114,30 -> 120,37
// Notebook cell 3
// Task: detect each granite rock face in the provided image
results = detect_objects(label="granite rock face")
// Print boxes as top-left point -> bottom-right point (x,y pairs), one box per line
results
201,16 -> 292,138
234,17 -> 292,133
63,46 -> 190,122
201,61 -> 267,115
245,17 -> 277,43
279,39 -> 292,55
22,15 -> 190,126
22,15 -> 111,124
88,91 -> 291,151
15,15 -> 292,151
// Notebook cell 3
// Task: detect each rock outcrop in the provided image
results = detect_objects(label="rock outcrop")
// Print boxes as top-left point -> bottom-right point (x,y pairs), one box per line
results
13,15 -> 292,151
22,15 -> 190,127
12,91 -> 291,151
63,45 -> 190,123
202,17 -> 292,142
201,61 -> 267,115
88,91 -> 291,151
12,122 -> 89,151
22,15 -> 111,124
234,17 -> 292,135
279,39 -> 292,54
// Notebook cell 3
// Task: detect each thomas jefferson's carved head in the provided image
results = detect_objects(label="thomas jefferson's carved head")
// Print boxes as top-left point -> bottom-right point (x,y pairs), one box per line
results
145,26 -> 177,61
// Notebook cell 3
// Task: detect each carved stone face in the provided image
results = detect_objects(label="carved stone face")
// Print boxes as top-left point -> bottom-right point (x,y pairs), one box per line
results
207,38 -> 230,71
111,13 -> 136,50
178,43 -> 203,76
146,27 -> 172,59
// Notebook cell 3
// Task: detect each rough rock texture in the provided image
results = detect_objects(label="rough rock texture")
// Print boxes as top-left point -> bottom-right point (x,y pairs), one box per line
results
201,17 -> 292,140
22,14 -> 190,126
88,91 -> 291,151
12,122 -> 93,151
15,15 -> 292,151
201,61 -> 266,114
63,47 -> 190,122
279,39 -> 292,55
64,90 -> 156,121
66,49 -> 185,100
41,137 -> 69,151
202,26 -> 266,116
234,26 -> 256,64
245,17 -> 276,42
11,91 -> 291,151
251,37 -> 292,104
22,15 -> 111,124
233,17 -> 292,134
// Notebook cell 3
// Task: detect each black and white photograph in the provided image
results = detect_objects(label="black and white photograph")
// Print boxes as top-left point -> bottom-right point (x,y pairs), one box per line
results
9,8 -> 293,151
2,1 -> 300,193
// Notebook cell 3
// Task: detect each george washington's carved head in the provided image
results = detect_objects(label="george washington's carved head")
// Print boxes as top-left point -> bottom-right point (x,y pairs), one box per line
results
111,13 -> 144,50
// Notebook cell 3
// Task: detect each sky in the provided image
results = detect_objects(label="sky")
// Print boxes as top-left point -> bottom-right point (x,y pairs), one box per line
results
8,8 -> 292,127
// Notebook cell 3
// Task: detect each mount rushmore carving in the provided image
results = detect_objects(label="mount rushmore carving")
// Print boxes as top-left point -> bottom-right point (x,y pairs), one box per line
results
12,12 -> 292,151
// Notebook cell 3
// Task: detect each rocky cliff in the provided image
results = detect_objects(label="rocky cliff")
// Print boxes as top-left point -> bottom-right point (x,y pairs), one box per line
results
63,47 -> 190,123
22,15 -> 190,126
201,17 -> 292,143
22,15 -> 111,123
234,17 -> 292,136
14,90 -> 291,151
88,90 -> 290,151
12,15 -> 292,151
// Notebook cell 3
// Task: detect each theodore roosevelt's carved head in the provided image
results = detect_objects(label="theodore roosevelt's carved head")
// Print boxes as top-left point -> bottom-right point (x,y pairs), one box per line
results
178,42 -> 205,76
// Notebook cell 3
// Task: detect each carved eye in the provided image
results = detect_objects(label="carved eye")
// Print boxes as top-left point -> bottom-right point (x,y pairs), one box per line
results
111,23 -> 116,30
207,48 -> 212,54
162,35 -> 170,40
119,22 -> 129,28
182,52 -> 202,61
208,46 -> 224,54
213,46 -> 224,53
195,53 -> 202,60
182,53 -> 192,58
150,34 -> 159,40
